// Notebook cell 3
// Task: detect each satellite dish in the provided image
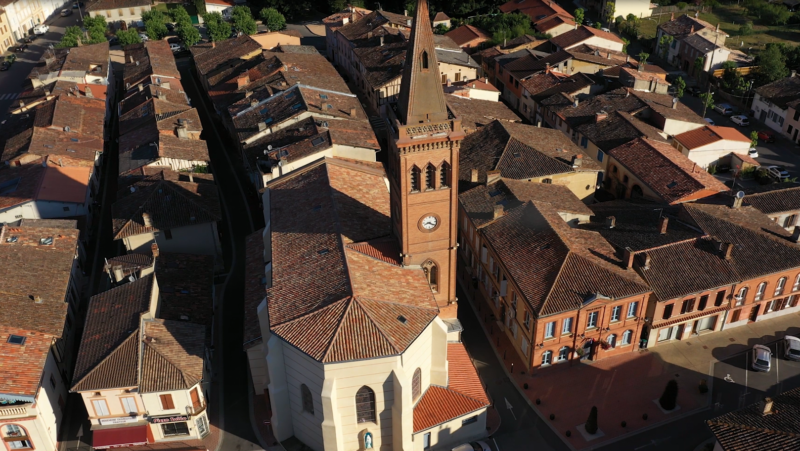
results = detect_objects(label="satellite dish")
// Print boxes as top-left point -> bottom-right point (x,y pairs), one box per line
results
672,97 -> 678,104
267,145 -> 272,151
735,191 -> 745,199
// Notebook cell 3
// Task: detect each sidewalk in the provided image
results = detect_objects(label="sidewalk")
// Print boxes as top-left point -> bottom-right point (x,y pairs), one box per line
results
462,279 -> 800,451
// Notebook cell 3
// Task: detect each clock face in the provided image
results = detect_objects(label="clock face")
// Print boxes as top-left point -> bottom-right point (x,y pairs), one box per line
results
421,216 -> 438,230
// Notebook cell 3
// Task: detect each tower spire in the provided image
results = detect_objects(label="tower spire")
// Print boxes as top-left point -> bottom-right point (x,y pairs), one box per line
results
395,0 -> 449,125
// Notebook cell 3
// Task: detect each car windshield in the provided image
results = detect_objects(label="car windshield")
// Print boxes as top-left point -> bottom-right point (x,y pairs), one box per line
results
790,349 -> 800,356
756,358 -> 770,366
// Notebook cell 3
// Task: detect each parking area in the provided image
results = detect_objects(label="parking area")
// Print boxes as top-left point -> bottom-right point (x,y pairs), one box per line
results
712,336 -> 800,413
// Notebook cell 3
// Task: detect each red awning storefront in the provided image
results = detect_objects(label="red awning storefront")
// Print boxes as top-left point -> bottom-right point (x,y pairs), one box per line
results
92,425 -> 148,449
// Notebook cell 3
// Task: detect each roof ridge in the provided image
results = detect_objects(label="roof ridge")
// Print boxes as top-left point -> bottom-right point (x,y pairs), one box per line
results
270,296 -> 350,328
71,329 -> 140,390
436,383 -> 490,407
351,297 -> 402,353
142,339 -> 202,386
320,297 -> 359,361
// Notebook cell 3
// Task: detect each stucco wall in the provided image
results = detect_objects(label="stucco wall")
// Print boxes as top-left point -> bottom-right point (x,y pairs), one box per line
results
123,222 -> 221,257
752,94 -> 787,133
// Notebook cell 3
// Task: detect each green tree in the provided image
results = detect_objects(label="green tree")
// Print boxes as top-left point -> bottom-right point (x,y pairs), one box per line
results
621,36 -> 630,53
755,44 -> 788,86
434,23 -> 449,34
145,19 -> 168,40
82,15 -> 108,44
625,13 -> 639,35
659,380 -> 679,411
471,12 -> 545,45
638,51 -> 650,65
659,34 -> 673,59
116,29 -> 142,46
676,1 -> 687,9
699,92 -> 715,117
194,0 -> 206,14
604,1 -> 615,26
170,6 -> 192,27
575,8 -> 584,25
763,4 -> 791,25
203,12 -> 232,42
720,61 -> 743,92
585,406 -> 598,434
55,26 -> 83,48
750,131 -> 759,148
739,22 -> 754,36
260,7 -> 286,31
674,76 -> 686,97
232,6 -> 257,35
694,56 -> 705,75
178,24 -> 202,46
142,10 -> 170,25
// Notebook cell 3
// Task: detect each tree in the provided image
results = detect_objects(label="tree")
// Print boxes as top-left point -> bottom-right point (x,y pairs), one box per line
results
471,12 -> 546,45
750,131 -> 759,148
232,5 -> 257,35
575,8 -> 584,25
260,7 -> 286,31
203,12 -> 232,42
625,13 -> 639,35
659,34 -> 673,60
659,380 -> 679,411
674,76 -> 686,97
638,52 -> 650,66
763,4 -> 791,25
739,22 -> 754,36
193,0 -> 206,15
83,15 -> 108,44
720,61 -> 745,92
116,29 -> 142,46
170,6 -> 192,27
694,56 -> 705,75
604,1 -> 615,26
699,92 -> 715,117
585,406 -> 598,434
621,36 -> 630,53
434,23 -> 449,34
141,10 -> 170,25
676,1 -> 688,9
145,19 -> 168,40
55,26 -> 83,48
755,44 -> 788,86
178,24 -> 202,46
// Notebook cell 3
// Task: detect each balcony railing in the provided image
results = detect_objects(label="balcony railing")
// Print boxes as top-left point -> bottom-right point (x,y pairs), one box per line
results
187,401 -> 207,416
0,405 -> 30,418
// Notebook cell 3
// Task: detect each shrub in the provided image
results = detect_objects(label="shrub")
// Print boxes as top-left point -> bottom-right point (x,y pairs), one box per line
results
676,1 -> 687,9
659,379 -> 679,411
260,7 -> 286,31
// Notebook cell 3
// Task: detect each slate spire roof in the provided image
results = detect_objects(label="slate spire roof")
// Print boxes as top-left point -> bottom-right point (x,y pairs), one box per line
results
396,0 -> 449,125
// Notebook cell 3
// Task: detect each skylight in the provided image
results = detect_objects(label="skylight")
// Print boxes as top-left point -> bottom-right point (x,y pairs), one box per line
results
291,103 -> 302,110
311,136 -> 325,146
7,335 -> 25,345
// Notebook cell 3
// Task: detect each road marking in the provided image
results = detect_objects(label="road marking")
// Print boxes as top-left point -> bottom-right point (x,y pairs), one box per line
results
504,397 -> 516,420
492,437 -> 500,451
724,373 -> 734,383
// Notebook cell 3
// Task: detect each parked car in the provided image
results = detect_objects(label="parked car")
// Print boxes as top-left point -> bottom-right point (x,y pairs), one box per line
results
785,336 -> 800,361
714,103 -> 736,116
758,130 -> 775,142
766,165 -> 790,180
601,27 -> 611,32
169,43 -> 182,52
12,43 -> 27,52
0,61 -> 11,71
139,33 -> 149,41
60,8 -> 73,16
687,86 -> 703,96
33,24 -> 49,35
748,147 -> 759,158
166,22 -> 175,32
752,344 -> 772,372
704,117 -> 715,126
584,19 -> 593,26
72,1 -> 84,7
452,442 -> 491,451
20,35 -> 36,43
731,115 -> 750,126
107,35 -> 119,45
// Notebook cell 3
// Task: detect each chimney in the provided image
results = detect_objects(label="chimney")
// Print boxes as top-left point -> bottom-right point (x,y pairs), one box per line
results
670,12 -> 675,20
626,55 -> 630,63
129,55 -> 134,64
623,247 -> 634,269
379,36 -> 384,46
732,195 -> 744,209
212,41 -> 216,49
176,125 -> 188,139
791,226 -> 800,243
162,82 -> 170,90
659,216 -> 669,234
350,107 -> 357,118
342,17 -> 349,25
571,154 -> 583,167
607,52 -> 611,59
715,22 -> 720,32
404,9 -> 408,16
238,73 -> 250,89
138,84 -> 144,92
594,112 -> 607,122
471,168 -> 479,182
188,173 -> 194,183
406,19 -> 411,27
642,253 -> 651,270
258,122 -> 267,131
724,242 -> 734,260
761,398 -> 774,416
690,25 -> 695,34
486,170 -> 501,185
157,90 -> 165,100
367,31 -> 372,39
574,22 -> 578,30
793,70 -> 797,78
250,98 -> 258,108
493,204 -> 504,219
606,216 -> 616,229
142,212 -> 152,228
85,86 -> 93,98
151,242 -> 159,258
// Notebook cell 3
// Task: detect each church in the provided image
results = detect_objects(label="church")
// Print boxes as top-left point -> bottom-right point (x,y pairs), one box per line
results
252,0 -> 491,449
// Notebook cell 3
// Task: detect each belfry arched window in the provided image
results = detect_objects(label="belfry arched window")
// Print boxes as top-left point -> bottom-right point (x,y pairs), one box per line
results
439,161 -> 450,188
410,166 -> 421,192
421,51 -> 429,70
424,164 -> 436,190
422,260 -> 438,292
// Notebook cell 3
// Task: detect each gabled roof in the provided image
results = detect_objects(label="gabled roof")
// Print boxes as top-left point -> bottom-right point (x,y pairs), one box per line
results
118,124 -> 210,174
156,252 -> 215,331
743,183 -> 800,215
265,158 -> 439,363
707,387 -> 800,451
433,11 -> 450,21
413,343 -> 489,432
0,325 -> 65,399
123,41 -> 181,87
608,137 -> 727,204
337,10 -> 411,41
754,75 -> 800,110
445,25 -> 491,47
445,94 -> 521,133
119,97 -> 193,136
577,110 -> 668,152
549,26 -> 623,49
673,125 -> 751,150
458,120 -> 600,192
112,170 -> 221,240
191,35 -> 263,76
139,319 -> 205,393
658,14 -> 716,38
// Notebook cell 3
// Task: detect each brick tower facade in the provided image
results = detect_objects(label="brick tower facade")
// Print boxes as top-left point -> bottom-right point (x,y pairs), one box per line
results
387,0 -> 464,317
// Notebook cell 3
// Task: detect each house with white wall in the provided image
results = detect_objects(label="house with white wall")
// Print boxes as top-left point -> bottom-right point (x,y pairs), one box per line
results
672,125 -> 752,169
752,72 -> 800,133
86,0 -> 150,28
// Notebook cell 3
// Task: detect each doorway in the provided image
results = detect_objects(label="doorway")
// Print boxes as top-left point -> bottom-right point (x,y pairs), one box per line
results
749,304 -> 760,322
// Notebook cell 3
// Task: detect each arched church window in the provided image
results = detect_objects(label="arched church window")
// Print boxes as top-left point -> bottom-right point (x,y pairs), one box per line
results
301,384 -> 314,414
425,164 -> 436,190
412,368 -> 422,401
439,162 -> 450,188
422,260 -> 438,292
410,166 -> 421,192
356,386 -> 376,423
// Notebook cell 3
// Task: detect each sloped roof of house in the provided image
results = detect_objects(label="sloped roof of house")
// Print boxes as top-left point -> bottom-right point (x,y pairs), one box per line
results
673,125 -> 751,150
191,35 -> 263,76
742,183 -> 800,215
0,325 -> 59,400
433,12 -> 450,21
264,157 -> 439,363
658,14 -> 716,38
576,110 -> 668,152
445,25 -> 491,47
243,229 -> 266,350
445,94 -> 521,133
123,40 -> 181,87
754,75 -> 800,110
550,26 -> 623,49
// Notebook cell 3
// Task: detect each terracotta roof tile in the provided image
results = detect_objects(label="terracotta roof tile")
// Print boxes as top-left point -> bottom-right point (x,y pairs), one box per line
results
445,95 -> 521,134
72,331 -> 140,392
0,326 -> 54,398
139,319 -> 205,393
674,125 -> 751,150
191,35 -> 263,76
445,25 -> 491,47
743,183 -> 800,215
658,14 -> 716,39
577,111 -> 668,152
156,252 -> 214,331
550,26 -> 623,50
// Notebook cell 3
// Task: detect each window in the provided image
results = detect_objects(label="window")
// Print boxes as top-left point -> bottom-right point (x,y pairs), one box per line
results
521,337 -> 529,356
586,311 -> 598,329
623,175 -> 629,185
542,178 -> 552,184
612,165 -> 618,173
121,397 -> 137,414
439,162 -> 450,188
159,394 -> 175,410
7,335 -> 25,345
715,291 -> 725,307
129,8 -> 134,14
3,425 -> 30,449
425,164 -> 436,190
611,305 -> 621,322
545,321 -> 555,339
422,260 -> 438,292
92,399 -> 110,416
541,350 -> 553,366
557,346 -> 569,362
50,374 -> 56,389
164,229 -> 173,240
423,432 -> 431,449
775,277 -> 787,296
410,166 -> 421,192
735,287 -> 747,306
681,298 -> 695,314
698,295 -> 708,311
755,282 -> 767,301
663,303 -> 673,320
461,414 -> 479,426
788,295 -> 797,308
622,330 -> 632,345
300,384 -> 314,414
794,274 -> 800,292
766,300 -> 776,312
607,334 -> 616,349
412,368 -> 421,401
512,321 -> 518,339
161,422 -> 190,436
196,415 -> 210,438
731,309 -> 741,323
421,51 -> 429,69
596,149 -> 604,161
356,386 -> 376,423
562,317 -> 572,334
441,74 -> 447,84
523,309 -> 531,330
627,301 -> 638,318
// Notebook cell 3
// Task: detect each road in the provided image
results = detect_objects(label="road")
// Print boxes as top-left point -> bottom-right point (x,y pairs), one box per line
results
458,284 -> 569,451
0,8 -> 83,116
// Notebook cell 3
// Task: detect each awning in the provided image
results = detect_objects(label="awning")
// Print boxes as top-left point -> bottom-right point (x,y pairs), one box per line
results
0,393 -> 36,404
92,425 -> 148,449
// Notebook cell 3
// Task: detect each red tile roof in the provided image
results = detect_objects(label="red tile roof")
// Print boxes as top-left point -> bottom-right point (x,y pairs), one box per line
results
550,26 -> 623,49
673,125 -> 751,150
37,166 -> 91,203
445,25 -> 491,47
413,343 -> 489,432
0,326 -> 54,398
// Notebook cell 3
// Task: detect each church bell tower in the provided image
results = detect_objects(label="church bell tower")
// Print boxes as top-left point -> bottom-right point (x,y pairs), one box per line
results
387,0 -> 464,317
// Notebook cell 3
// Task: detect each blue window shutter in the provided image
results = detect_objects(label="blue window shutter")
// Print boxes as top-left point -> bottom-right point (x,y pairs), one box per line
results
597,150 -> 604,162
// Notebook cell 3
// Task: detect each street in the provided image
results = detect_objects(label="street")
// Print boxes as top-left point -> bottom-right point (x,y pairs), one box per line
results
0,8 -> 84,116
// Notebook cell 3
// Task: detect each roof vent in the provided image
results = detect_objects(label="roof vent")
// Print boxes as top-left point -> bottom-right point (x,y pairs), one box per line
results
6,236 -> 18,243
64,126 -> 70,132
40,237 -> 53,245
318,249 -> 330,255
397,315 -> 408,324
180,315 -> 190,321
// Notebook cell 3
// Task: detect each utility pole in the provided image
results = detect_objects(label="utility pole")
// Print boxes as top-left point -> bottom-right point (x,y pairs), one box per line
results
701,32 -> 720,119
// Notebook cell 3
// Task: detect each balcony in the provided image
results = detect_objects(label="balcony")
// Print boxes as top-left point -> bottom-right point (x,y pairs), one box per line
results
0,403 -> 32,418
187,401 -> 207,417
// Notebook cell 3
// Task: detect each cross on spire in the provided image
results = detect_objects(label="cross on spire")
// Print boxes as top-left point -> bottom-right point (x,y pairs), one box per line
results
395,0 -> 449,125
